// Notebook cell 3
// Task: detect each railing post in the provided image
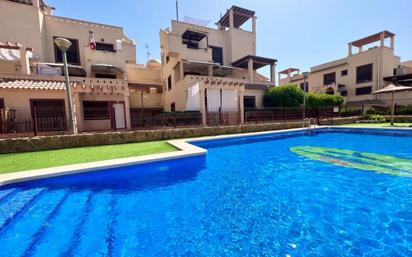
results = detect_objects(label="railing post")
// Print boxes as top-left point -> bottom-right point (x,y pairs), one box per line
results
33,106 -> 38,136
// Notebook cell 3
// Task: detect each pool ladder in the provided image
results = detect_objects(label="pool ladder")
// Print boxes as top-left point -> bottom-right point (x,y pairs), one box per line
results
303,118 -> 316,129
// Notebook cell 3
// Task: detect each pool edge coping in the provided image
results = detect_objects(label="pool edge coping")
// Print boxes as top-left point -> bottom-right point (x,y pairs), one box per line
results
1,125 -> 411,187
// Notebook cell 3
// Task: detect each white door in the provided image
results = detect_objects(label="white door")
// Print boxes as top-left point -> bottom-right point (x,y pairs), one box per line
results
113,103 -> 126,129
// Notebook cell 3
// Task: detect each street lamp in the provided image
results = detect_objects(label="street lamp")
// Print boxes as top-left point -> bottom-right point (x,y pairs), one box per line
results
54,37 -> 77,134
302,71 -> 310,126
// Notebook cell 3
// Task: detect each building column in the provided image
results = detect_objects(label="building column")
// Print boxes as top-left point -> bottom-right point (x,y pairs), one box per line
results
19,47 -> 30,75
359,46 -> 363,53
380,32 -> 385,47
229,9 -> 234,29
390,36 -> 395,49
179,61 -> 184,80
252,16 -> 257,33
270,63 -> 276,85
73,92 -> 83,132
348,43 -> 353,56
199,87 -> 207,125
248,58 -> 254,83
124,89 -> 131,130
239,89 -> 245,124
208,65 -> 213,76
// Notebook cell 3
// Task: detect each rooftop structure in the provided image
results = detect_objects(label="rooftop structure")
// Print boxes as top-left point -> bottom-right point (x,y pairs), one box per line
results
278,31 -> 412,110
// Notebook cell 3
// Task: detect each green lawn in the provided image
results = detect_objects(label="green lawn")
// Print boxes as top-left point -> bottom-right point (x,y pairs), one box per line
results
340,123 -> 412,128
0,141 -> 177,174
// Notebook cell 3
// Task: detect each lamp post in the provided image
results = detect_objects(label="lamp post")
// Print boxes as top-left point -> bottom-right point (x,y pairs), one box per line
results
302,72 -> 310,126
54,37 -> 77,134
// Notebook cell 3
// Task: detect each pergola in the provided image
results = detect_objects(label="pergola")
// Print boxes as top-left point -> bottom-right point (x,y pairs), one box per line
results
216,6 -> 255,29
232,55 -> 277,83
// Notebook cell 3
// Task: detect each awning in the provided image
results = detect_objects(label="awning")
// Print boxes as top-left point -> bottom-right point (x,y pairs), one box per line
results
182,30 -> 207,42
91,64 -> 124,74
36,62 -> 86,77
0,48 -> 37,61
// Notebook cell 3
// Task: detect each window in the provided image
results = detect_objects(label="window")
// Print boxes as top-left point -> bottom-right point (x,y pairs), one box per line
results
0,98 -> 4,109
83,101 -> 110,120
211,46 -> 223,65
95,73 -> 116,79
243,96 -> 256,109
340,91 -> 348,96
167,75 -> 172,91
95,42 -> 116,52
341,70 -> 348,76
356,86 -> 372,95
323,72 -> 336,85
171,102 -> 176,112
300,82 -> 309,92
356,64 -> 373,84
54,37 -> 80,65
166,56 -> 170,63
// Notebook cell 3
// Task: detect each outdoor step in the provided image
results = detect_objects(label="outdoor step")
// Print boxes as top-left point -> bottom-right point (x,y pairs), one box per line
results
0,188 -> 45,230
24,190 -> 92,257
0,189 -> 70,257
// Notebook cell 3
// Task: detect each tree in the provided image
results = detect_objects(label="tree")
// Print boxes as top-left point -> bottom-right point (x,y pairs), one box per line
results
263,84 -> 304,107
306,93 -> 344,110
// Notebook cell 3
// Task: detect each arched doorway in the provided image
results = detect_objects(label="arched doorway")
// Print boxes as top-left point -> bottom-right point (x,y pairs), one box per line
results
325,87 -> 334,95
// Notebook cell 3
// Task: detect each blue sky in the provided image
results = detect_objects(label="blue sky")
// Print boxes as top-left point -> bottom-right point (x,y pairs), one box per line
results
49,0 -> 412,75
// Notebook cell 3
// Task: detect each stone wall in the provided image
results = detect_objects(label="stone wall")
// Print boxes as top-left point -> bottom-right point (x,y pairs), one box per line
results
0,117 -> 363,154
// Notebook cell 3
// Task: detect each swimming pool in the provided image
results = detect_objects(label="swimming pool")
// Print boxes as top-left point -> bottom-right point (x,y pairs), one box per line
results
0,128 -> 411,256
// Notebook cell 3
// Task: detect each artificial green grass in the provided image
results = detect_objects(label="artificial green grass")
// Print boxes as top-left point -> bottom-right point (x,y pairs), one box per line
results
0,141 -> 177,174
340,123 -> 412,128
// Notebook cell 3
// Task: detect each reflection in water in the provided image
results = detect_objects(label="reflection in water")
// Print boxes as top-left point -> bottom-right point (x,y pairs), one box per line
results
7,156 -> 206,193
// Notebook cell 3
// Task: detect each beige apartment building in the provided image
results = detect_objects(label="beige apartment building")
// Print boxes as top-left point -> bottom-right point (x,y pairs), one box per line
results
0,0 -> 163,133
279,31 -> 412,110
160,6 -> 277,125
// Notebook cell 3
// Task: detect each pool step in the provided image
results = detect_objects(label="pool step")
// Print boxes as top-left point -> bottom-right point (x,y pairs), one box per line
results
0,189 -> 70,257
0,188 -> 18,202
0,188 -> 46,230
22,190 -> 92,257
68,191 -> 115,257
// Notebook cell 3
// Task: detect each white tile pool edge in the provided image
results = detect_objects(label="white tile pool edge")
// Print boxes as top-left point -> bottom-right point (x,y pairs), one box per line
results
1,125 -> 411,186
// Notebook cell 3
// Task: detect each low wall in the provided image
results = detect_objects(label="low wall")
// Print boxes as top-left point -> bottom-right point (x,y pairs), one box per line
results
0,117 -> 361,154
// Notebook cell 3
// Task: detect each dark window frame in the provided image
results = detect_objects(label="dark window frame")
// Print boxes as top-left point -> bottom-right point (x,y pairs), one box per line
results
323,72 -> 336,85
356,63 -> 373,84
95,42 -> 116,52
0,98 -> 4,109
341,70 -> 348,76
167,75 -> 172,91
355,86 -> 373,95
171,102 -> 176,112
53,36 -> 81,65
83,101 -> 111,120
243,96 -> 256,109
210,46 -> 223,65
95,73 -> 116,79
300,82 -> 309,92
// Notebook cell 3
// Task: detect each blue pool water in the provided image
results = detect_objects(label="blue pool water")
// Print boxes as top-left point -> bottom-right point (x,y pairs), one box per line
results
0,128 -> 412,256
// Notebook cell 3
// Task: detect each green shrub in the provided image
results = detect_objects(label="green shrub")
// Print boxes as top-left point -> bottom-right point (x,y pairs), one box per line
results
358,114 -> 386,123
263,84 -> 304,107
339,108 -> 361,117
365,109 -> 389,115
306,93 -> 345,110
396,105 -> 412,115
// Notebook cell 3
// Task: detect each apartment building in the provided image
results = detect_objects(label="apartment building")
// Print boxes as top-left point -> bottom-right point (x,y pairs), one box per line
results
160,6 -> 277,125
0,0 -> 163,133
279,31 -> 412,110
